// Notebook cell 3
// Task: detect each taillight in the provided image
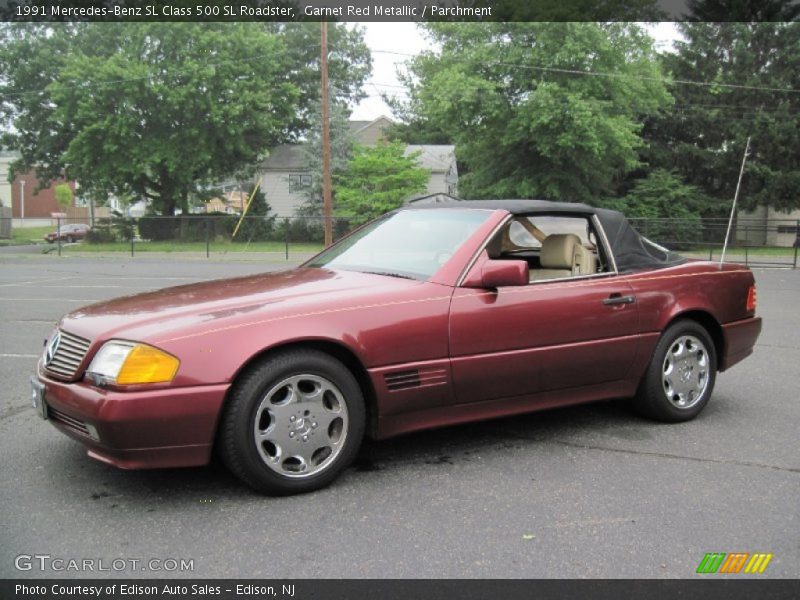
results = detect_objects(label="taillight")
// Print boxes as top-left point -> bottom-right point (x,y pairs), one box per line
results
746,285 -> 757,312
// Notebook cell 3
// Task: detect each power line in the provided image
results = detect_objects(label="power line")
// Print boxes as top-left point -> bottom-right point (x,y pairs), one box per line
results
364,80 -> 796,116
367,48 -> 800,95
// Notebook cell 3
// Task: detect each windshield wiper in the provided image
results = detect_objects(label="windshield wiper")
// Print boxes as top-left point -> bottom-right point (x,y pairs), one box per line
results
361,270 -> 417,280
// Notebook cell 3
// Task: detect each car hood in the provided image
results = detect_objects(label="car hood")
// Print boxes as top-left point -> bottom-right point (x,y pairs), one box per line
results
58,267 -> 419,344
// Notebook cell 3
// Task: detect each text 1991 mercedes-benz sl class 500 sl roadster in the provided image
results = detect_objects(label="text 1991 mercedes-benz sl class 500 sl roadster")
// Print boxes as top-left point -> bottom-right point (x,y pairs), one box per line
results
32,200 -> 762,495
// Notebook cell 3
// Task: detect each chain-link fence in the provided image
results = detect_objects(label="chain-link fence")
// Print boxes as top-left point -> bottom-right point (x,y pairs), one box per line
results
629,216 -> 799,268
0,214 -> 354,260
2,214 -> 798,268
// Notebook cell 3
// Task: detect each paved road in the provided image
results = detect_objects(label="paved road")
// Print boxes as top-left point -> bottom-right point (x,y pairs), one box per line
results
1,253 -> 797,579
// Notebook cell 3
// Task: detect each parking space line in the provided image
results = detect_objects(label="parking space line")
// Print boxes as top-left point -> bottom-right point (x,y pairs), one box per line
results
0,353 -> 38,358
29,285 -> 123,289
0,275 -> 77,287
5,319 -> 54,324
0,297 -> 88,302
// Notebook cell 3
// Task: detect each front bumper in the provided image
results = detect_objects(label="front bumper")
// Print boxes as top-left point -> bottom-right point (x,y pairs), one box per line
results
720,316 -> 762,371
35,364 -> 230,469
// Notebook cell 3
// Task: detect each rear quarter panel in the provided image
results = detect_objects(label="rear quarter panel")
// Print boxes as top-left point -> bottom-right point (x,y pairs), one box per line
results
623,261 -> 757,375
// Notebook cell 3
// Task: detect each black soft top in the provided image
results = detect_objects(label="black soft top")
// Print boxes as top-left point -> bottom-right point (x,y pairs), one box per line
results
402,198 -> 686,272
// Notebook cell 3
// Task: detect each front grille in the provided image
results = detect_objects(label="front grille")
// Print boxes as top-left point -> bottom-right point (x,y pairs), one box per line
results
48,405 -> 91,438
45,330 -> 91,379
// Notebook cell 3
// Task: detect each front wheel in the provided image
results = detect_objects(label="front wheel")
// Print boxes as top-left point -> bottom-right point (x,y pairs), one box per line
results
219,349 -> 365,495
633,320 -> 717,422
65,235 -> 74,243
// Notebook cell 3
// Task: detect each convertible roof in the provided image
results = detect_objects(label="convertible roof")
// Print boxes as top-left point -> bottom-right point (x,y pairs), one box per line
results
405,198 -> 593,214
402,199 -> 686,272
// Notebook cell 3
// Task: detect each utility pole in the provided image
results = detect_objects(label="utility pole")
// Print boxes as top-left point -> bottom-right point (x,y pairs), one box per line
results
320,20 -> 333,247
19,179 -> 25,219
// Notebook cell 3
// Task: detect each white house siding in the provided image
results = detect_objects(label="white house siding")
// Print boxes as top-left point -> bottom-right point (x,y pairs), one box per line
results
0,152 -> 18,210
738,206 -> 800,247
258,119 -> 459,219
261,170 -> 306,218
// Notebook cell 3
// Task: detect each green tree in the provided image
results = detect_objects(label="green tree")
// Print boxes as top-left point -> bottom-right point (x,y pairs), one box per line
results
645,21 -> 800,214
235,183 -> 275,243
607,169 -> 705,244
335,142 -> 430,225
262,23 -> 371,137
0,23 -> 370,215
53,183 -> 74,212
391,23 -> 671,202
291,99 -> 355,217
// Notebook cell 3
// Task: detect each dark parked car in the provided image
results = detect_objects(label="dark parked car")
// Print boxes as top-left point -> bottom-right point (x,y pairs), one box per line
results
44,223 -> 90,243
32,200 -> 761,495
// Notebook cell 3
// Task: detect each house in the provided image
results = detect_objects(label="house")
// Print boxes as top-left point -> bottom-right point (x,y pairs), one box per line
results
405,145 -> 459,198
205,190 -> 249,214
3,158 -> 78,220
259,116 -> 458,218
0,151 -> 16,211
737,206 -> 800,247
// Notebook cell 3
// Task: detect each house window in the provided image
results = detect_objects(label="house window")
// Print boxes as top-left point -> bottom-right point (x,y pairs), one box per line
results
289,174 -> 312,187
777,225 -> 798,234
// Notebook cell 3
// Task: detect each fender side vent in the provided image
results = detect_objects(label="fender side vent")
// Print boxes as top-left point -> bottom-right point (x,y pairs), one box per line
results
384,367 -> 447,392
385,369 -> 420,391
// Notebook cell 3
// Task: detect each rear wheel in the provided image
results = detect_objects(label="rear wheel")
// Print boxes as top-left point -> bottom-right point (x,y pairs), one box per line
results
633,320 -> 717,422
219,349 -> 365,495
66,235 -> 74,243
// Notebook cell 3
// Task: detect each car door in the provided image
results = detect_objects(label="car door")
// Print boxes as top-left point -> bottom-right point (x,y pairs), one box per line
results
448,270 -> 640,406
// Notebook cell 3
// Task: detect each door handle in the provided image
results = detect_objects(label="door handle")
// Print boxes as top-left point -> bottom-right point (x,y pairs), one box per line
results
602,294 -> 635,306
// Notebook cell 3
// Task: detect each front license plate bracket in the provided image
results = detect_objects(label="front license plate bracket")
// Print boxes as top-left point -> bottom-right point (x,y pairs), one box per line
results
30,377 -> 48,420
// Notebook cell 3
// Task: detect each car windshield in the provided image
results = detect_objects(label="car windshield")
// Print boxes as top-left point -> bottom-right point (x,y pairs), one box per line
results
306,209 -> 491,280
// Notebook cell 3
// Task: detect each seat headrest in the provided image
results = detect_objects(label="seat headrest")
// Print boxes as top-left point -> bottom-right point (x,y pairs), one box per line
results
540,233 -> 581,269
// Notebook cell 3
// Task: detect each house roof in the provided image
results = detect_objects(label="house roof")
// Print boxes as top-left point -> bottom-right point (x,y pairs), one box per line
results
348,121 -> 372,134
348,115 -> 394,137
408,193 -> 461,205
261,120 -> 456,174
261,144 -> 308,171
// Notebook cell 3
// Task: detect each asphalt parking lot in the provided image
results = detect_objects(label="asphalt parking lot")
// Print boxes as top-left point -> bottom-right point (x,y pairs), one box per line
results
0,251 -> 798,579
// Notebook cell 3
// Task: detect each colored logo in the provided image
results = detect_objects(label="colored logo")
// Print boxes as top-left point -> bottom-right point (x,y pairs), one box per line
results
696,552 -> 773,574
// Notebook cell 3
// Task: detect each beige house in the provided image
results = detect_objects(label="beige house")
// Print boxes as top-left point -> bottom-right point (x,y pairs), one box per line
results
737,206 -> 800,247
259,116 -> 458,218
205,190 -> 249,214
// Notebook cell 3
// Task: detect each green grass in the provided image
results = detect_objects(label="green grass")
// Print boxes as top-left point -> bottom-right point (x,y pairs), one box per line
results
58,240 -> 324,254
2,225 -> 54,245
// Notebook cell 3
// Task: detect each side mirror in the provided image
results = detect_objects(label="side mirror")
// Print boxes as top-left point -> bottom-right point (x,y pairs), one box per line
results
472,259 -> 528,289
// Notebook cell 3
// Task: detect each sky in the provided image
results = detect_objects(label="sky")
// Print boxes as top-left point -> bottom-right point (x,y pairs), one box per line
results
351,22 -> 681,121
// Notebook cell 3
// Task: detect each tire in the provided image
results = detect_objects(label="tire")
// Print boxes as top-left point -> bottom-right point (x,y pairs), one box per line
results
218,349 -> 366,495
66,235 -> 74,243
633,320 -> 717,422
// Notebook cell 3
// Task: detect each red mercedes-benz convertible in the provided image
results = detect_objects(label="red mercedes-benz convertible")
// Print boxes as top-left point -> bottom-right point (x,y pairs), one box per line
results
32,200 -> 762,495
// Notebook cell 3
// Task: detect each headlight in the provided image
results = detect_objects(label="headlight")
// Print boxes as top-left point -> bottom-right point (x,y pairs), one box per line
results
87,341 -> 179,385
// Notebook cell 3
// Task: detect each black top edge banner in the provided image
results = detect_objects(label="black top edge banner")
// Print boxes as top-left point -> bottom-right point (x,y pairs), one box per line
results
3,579 -> 800,600
1,0 -> 799,22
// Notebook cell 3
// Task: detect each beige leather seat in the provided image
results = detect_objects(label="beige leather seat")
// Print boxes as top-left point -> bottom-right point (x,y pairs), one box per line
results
530,234 -> 596,281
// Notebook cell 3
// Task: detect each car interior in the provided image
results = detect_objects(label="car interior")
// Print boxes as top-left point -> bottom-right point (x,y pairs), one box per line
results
485,215 -> 610,283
